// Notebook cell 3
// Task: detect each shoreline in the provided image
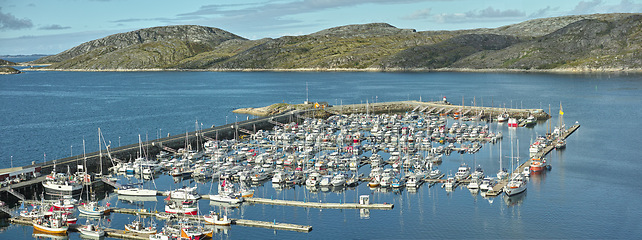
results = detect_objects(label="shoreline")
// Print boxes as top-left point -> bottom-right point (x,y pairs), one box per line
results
22,66 -> 642,74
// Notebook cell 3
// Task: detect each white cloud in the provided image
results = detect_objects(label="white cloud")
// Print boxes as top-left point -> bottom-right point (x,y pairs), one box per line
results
402,8 -> 432,20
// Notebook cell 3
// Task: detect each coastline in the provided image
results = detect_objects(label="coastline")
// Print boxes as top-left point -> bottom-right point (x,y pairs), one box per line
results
22,66 -> 642,74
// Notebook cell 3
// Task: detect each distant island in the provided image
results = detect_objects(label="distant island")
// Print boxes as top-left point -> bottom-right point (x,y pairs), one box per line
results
27,13 -> 642,73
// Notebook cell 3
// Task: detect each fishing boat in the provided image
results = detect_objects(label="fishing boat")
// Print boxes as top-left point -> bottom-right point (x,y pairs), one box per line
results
42,167 -> 82,197
78,221 -> 105,237
497,112 -> 509,122
444,176 -> 457,190
203,211 -> 232,226
164,200 -> 198,215
125,219 -> 157,234
555,139 -> 566,149
32,212 -> 69,234
52,197 -> 76,210
529,158 -> 548,173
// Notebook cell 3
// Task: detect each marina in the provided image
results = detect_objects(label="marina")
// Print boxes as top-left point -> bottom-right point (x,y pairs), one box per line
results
0,97 -> 577,239
1,70 -> 638,239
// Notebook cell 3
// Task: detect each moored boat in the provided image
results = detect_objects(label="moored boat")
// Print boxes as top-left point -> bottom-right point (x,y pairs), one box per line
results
32,212 -> 69,234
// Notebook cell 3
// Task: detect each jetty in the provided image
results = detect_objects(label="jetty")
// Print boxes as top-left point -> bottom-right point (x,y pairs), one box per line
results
110,207 -> 312,232
244,197 -> 394,210
486,124 -> 580,196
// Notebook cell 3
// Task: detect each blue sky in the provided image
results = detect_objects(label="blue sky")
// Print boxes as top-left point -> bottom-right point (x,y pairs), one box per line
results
0,0 -> 640,55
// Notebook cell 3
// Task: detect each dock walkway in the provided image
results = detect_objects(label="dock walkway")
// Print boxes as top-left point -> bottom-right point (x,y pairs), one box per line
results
486,124 -> 580,196
110,207 -> 312,232
244,197 -> 394,210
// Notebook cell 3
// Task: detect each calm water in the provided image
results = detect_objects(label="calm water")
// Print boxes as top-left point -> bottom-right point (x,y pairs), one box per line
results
1,70 -> 641,239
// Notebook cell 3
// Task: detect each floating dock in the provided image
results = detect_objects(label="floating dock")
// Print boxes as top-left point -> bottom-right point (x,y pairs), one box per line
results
244,197 -> 394,210
486,124 -> 580,196
110,207 -> 312,232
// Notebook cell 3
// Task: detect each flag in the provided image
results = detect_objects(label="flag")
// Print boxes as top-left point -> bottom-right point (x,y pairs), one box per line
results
559,110 -> 564,115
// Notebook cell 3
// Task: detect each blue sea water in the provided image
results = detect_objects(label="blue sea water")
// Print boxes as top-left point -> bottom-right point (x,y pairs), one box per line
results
1,70 -> 641,239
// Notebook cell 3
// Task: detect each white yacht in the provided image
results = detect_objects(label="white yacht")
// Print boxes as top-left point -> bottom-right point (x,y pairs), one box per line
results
503,174 -> 527,196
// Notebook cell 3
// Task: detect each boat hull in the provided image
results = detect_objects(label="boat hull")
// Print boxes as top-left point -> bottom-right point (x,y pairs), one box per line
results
33,223 -> 68,234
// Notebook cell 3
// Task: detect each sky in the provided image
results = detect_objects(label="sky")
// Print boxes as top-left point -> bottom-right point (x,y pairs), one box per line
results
0,0 -> 641,55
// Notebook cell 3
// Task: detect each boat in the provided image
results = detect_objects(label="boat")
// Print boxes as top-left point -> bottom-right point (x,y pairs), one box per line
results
169,186 -> 201,200
479,177 -> 495,191
305,172 -> 321,186
406,174 -> 420,188
444,176 -> 456,190
77,201 -> 109,216
203,211 -> 232,226
319,174 -> 332,187
454,163 -> 470,180
32,212 -> 69,234
42,166 -> 82,197
555,139 -> 566,149
367,175 -> 380,187
117,187 -> 158,197
503,174 -> 527,196
78,221 -> 105,237
467,177 -> 480,189
497,112 -> 509,122
208,193 -> 243,204
125,219 -> 157,234
164,200 -> 198,215
507,118 -> 518,127
52,197 -> 76,210
155,212 -> 175,220
524,115 -> 536,127
530,158 -> 548,172
330,173 -> 347,187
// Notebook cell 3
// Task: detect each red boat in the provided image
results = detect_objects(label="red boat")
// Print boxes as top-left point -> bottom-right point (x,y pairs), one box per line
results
530,158 -> 548,172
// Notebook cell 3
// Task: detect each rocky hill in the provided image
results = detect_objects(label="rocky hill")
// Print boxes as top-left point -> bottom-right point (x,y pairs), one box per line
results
0,59 -> 16,66
35,13 -> 642,72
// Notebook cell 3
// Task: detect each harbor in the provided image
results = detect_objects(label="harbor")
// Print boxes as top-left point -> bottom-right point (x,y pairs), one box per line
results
0,97 -> 578,239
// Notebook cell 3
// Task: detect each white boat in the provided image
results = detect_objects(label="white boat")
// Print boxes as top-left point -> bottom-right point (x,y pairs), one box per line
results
479,177 -> 495,191
125,219 -> 157,234
330,173 -> 347,187
117,187 -> 157,197
164,200 -> 198,215
444,176 -> 456,190
78,222 -> 105,237
208,194 -> 243,204
406,174 -> 420,188
319,175 -> 332,187
169,186 -> 201,200
32,212 -> 69,234
203,211 -> 232,226
305,172 -> 321,186
42,169 -> 82,197
454,164 -> 470,180
503,174 -> 527,196
271,170 -> 286,184
77,201 -> 109,216
467,177 -> 480,189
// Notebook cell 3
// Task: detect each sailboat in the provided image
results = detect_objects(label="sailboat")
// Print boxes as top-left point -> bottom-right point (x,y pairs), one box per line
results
77,139 -> 110,216
118,135 -> 158,197
503,130 -> 526,196
496,139 -> 509,180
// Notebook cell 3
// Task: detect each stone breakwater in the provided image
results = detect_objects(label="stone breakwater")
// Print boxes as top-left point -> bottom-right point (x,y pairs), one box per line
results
234,100 -> 550,120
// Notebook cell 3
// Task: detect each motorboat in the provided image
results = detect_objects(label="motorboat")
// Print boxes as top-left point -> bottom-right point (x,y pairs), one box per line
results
503,174 -> 527,196
330,173 -> 346,187
78,222 -> 105,237
117,187 -> 158,197
305,172 -> 321,186
169,186 -> 201,200
454,164 -> 470,180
